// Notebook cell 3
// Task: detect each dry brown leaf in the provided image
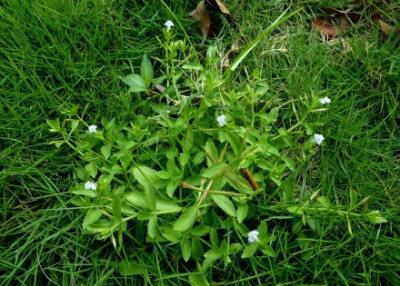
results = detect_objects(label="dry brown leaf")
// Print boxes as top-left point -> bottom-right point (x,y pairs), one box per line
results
220,41 -> 239,70
378,20 -> 399,36
190,1 -> 211,39
312,8 -> 360,40
313,18 -> 339,39
191,0 -> 234,39
205,0 -> 231,15
324,8 -> 360,28
155,85 -> 166,93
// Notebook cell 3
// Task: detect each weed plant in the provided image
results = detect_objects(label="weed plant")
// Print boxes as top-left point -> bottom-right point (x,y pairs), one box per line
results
1,0 -> 399,285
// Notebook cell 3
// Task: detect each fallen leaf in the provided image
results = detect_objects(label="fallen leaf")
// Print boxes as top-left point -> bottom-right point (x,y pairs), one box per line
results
190,0 -> 234,40
378,20 -> 399,36
220,41 -> 239,70
312,8 -> 360,40
155,84 -> 165,93
205,0 -> 230,15
324,8 -> 360,28
312,18 -> 339,39
190,1 -> 211,39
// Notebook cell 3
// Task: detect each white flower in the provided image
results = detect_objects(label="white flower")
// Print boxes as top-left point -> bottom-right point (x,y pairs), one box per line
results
84,181 -> 97,190
319,97 -> 331,105
313,134 -> 324,145
164,20 -> 174,30
88,125 -> 97,134
248,230 -> 259,243
217,115 -> 227,127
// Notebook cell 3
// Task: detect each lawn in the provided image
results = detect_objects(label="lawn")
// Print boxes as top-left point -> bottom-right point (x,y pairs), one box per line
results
1,0 -> 399,285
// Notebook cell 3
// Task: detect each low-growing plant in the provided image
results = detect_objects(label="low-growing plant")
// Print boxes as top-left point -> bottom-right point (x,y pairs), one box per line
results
47,20 -> 387,278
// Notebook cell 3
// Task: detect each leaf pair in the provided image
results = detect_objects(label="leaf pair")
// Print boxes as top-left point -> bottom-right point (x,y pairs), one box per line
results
122,54 -> 154,93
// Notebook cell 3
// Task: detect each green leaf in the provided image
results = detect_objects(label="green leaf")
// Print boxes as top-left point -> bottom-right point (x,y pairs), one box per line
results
70,119 -> 79,131
144,186 -> 156,211
136,212 -> 153,221
259,244 -> 276,257
173,206 -> 197,232
204,140 -> 218,165
258,221 -> 268,240
237,203 -> 248,223
148,216 -> 157,238
140,54 -> 154,87
226,172 -> 253,194
112,195 -> 122,220
85,162 -> 98,178
225,131 -> 241,156
166,180 -> 178,198
229,243 -> 243,255
292,220 -> 303,234
258,107 -> 279,124
202,248 -> 222,270
157,170 -> 170,180
350,189 -> 357,210
306,218 -> 321,234
46,118 -> 61,133
317,196 -> 331,209
162,229 -> 181,242
204,248 -> 222,260
101,144 -> 112,159
210,228 -> 219,247
133,166 -> 160,189
281,178 -> 294,203
189,273 -> 209,286
182,63 -> 204,70
181,238 -> 191,262
203,162 -> 228,178
257,159 -> 273,171
191,225 -> 211,236
278,128 -> 294,147
114,185 -> 126,195
122,74 -> 147,93
72,189 -> 96,198
281,156 -> 295,170
120,204 -> 136,215
193,151 -> 205,165
191,236 -> 204,262
179,153 -> 190,167
70,196 -> 89,207
265,145 -> 280,156
125,192 -> 148,209
287,206 -> 302,215
211,194 -> 236,217
117,260 -> 144,276
50,140 -> 64,148
353,195 -> 371,209
241,244 -> 257,258
366,211 -> 388,224
83,209 -> 102,227
156,200 -> 182,213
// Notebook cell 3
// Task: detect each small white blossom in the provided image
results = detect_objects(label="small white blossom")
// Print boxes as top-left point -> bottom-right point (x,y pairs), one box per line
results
217,115 -> 227,127
88,125 -> 97,134
313,134 -> 324,145
319,97 -> 331,105
84,181 -> 97,190
248,230 -> 259,243
164,20 -> 174,30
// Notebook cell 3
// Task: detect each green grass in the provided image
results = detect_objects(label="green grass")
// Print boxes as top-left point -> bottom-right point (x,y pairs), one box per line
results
1,0 -> 399,285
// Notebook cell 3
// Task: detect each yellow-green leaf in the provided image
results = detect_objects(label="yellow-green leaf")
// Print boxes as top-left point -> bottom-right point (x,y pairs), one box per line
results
173,206 -> 197,232
211,194 -> 236,217
83,209 -> 102,227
